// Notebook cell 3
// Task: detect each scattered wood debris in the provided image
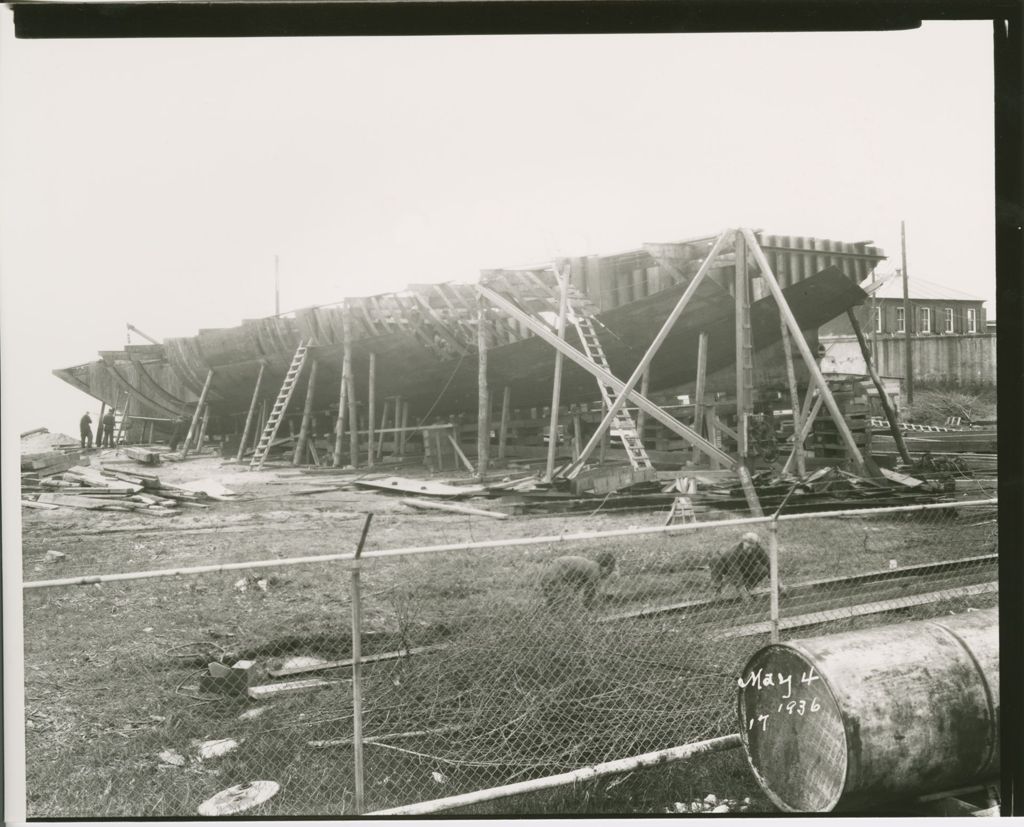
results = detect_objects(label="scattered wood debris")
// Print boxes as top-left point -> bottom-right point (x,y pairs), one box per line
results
20,463 -> 233,515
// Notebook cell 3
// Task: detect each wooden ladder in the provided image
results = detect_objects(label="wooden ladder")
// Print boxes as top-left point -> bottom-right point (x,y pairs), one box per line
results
569,310 -> 653,471
113,391 -> 132,445
249,341 -> 309,471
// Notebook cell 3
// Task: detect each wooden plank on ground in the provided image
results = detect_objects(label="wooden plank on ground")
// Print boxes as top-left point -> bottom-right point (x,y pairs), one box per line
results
37,493 -> 116,510
123,446 -> 162,465
354,476 -> 486,498
400,498 -> 508,520
246,678 -> 339,699
267,643 -> 452,678
22,499 -> 59,510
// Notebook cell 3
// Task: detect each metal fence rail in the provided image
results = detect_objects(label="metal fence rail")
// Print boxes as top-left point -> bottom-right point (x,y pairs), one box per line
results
19,498 -> 997,817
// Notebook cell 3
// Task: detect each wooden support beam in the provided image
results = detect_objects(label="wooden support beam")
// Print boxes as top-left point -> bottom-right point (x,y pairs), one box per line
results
779,319 -> 805,476
782,394 -> 824,475
544,268 -> 570,482
398,399 -> 408,456
735,232 -> 751,458
846,308 -> 912,465
545,230 -> 736,476
498,386 -> 511,461
367,353 -> 376,468
692,331 -> 708,465
434,429 -> 445,471
480,282 -> 735,468
706,406 -> 720,470
344,306 -> 359,469
181,369 -> 213,460
293,357 -> 319,465
572,407 -> 582,461
332,357 -> 349,467
742,228 -> 866,475
195,404 -> 210,452
636,367 -> 650,441
477,299 -> 490,477
236,362 -> 266,462
376,397 -> 392,457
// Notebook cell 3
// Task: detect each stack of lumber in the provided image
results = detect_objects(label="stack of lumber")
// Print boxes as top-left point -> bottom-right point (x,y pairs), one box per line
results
20,464 -> 234,515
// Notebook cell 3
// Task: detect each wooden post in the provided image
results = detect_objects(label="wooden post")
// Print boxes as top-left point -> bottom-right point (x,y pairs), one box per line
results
544,269 -> 570,482
422,428 -> 434,472
195,404 -> 210,452
236,362 -> 266,462
779,320 -> 805,477
376,397 -> 391,457
398,399 -> 409,457
735,231 -> 750,459
782,394 -> 824,475
741,229 -> 867,475
258,398 -> 268,440
367,353 -> 376,469
901,221 -> 914,406
181,369 -> 213,460
477,298 -> 490,478
572,406 -> 582,461
293,357 -> 319,465
344,307 -> 359,469
599,406 -> 609,464
350,513 -> 373,814
692,331 -> 708,465
846,308 -> 912,465
636,367 -> 650,448
498,387 -> 511,461
707,405 -> 720,471
146,421 -> 154,444
434,429 -> 445,471
332,358 -> 349,467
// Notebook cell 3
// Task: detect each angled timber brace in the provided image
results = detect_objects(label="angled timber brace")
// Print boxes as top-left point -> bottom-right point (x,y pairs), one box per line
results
476,259 -> 736,470
557,229 -> 736,479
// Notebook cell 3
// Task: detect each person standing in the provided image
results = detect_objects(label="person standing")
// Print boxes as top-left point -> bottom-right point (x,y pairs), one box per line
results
101,408 -> 116,447
79,412 -> 94,450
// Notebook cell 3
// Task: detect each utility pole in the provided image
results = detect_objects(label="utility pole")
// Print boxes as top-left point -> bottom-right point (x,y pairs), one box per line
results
274,255 -> 280,316
900,221 -> 913,407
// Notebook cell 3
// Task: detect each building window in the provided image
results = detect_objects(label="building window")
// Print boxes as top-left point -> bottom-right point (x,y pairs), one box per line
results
944,307 -> 954,333
920,307 -> 932,333
967,308 -> 977,333
896,307 -> 905,333
873,306 -> 882,333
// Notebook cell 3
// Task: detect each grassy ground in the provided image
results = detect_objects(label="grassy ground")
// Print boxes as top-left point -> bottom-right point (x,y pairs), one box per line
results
18,451 -> 998,817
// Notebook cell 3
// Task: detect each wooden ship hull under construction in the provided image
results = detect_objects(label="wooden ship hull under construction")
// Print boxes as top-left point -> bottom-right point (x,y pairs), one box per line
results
54,232 -> 885,443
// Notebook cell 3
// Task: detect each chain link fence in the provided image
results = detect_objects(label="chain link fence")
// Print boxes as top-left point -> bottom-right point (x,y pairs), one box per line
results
20,497 -> 997,817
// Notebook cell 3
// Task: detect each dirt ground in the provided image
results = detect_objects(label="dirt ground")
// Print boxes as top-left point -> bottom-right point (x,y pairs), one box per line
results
18,447 -> 998,817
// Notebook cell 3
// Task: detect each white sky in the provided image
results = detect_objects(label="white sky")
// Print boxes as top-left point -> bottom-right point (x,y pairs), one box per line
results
0,18 -> 995,437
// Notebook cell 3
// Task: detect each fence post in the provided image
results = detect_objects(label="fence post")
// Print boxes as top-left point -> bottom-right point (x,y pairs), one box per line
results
768,518 -> 780,644
351,513 -> 374,814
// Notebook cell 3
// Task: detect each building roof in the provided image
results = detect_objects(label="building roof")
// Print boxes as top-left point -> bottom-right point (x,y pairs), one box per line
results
867,273 -> 985,303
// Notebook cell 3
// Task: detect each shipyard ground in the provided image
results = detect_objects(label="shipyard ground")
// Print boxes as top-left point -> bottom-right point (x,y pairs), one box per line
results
19,449 -> 996,816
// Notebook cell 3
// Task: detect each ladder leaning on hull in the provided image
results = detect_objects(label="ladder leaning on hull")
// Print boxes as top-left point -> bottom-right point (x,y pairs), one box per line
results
249,341 -> 309,471
568,307 -> 654,472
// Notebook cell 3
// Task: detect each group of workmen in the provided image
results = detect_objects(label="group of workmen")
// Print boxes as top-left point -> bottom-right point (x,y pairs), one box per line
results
78,409 -> 117,450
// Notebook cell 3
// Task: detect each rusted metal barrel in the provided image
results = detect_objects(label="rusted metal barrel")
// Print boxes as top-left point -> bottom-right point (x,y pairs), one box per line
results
736,608 -> 999,812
